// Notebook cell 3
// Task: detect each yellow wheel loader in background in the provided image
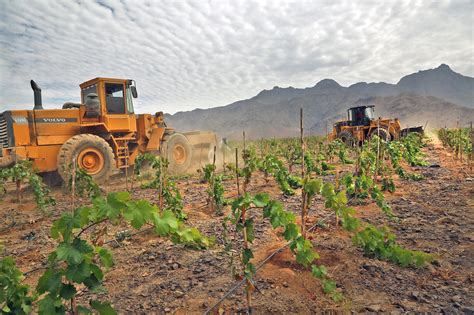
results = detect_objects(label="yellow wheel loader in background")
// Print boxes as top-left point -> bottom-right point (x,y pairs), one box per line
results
0,78 -> 217,182
329,105 -> 423,145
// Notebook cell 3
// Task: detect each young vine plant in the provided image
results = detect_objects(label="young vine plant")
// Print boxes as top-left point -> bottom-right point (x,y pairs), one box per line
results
2,190 -> 211,314
0,160 -> 55,212
223,192 -> 343,311
136,153 -> 187,221
202,164 -> 227,215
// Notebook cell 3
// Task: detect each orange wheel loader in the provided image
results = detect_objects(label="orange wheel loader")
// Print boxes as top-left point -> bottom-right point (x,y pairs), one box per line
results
328,105 -> 423,145
0,78 -> 217,183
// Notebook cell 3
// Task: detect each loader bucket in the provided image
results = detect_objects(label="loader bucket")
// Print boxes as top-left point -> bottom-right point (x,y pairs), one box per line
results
183,131 -> 218,172
400,126 -> 424,137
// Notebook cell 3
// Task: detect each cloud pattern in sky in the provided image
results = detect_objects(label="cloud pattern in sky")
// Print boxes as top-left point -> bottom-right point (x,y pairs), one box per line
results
0,0 -> 472,114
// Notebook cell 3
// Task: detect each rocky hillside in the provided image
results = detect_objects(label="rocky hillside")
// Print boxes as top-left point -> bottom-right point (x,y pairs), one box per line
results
166,64 -> 473,139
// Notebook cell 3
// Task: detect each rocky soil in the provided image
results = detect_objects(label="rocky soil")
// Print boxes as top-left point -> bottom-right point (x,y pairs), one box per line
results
1,140 -> 473,313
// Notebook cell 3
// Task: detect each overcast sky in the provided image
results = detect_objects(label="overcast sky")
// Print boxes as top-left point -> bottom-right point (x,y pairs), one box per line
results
0,0 -> 472,114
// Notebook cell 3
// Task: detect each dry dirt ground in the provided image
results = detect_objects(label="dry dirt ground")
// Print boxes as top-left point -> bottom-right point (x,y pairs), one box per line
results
1,140 -> 473,314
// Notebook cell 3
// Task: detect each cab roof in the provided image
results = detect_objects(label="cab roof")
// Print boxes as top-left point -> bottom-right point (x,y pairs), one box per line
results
348,105 -> 375,110
79,77 -> 131,89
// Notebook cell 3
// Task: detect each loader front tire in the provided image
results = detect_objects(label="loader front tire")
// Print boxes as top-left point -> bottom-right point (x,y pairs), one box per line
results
57,134 -> 115,184
164,133 -> 193,175
370,128 -> 389,142
338,131 -> 356,146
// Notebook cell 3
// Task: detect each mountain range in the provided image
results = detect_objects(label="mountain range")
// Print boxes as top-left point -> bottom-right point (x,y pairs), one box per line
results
166,64 -> 474,140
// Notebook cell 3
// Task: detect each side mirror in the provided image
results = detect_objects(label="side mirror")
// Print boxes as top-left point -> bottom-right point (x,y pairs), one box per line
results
131,85 -> 138,98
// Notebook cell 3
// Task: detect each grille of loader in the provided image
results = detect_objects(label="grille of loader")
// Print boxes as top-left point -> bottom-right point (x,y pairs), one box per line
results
0,114 -> 9,148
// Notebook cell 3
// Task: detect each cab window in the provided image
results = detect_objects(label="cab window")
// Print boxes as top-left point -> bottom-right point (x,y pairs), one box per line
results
105,83 -> 125,114
81,84 -> 97,103
365,107 -> 374,120
126,87 -> 134,114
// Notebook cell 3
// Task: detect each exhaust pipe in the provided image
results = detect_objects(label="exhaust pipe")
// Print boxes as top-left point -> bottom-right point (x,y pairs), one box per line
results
30,80 -> 43,110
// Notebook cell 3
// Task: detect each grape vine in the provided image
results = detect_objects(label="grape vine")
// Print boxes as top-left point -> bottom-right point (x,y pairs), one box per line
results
0,160 -> 55,211
137,154 -> 187,221
202,164 -> 227,215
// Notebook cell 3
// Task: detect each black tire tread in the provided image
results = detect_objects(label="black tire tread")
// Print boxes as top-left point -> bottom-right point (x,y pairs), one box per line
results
163,133 -> 193,175
338,130 -> 356,145
57,134 -> 115,183
369,128 -> 389,141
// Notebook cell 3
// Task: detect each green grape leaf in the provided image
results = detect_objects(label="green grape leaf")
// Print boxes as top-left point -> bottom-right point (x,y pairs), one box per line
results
153,213 -> 169,236
83,273 -> 102,292
77,206 -> 92,226
153,211 -> 179,236
90,264 -> 104,281
242,248 -> 254,265
282,223 -> 300,241
59,283 -> 77,299
321,182 -> 334,198
323,279 -> 336,293
263,201 -> 282,219
244,262 -> 256,279
51,212 -> 81,242
77,305 -> 93,314
56,239 -> 93,265
37,269 -> 62,294
311,265 -> 327,279
334,191 -> 347,204
161,210 -> 179,230
96,247 -> 114,270
396,249 -> 413,267
341,214 -> 359,232
109,191 -> 130,203
56,243 -> 83,264
331,291 -> 344,302
294,238 -> 318,267
245,218 -> 255,243
231,193 -> 253,210
38,294 -> 64,315
178,228 -> 200,243
252,193 -> 270,207
304,179 -> 322,196
96,191 -> 130,221
123,200 -> 150,229
65,261 -> 91,283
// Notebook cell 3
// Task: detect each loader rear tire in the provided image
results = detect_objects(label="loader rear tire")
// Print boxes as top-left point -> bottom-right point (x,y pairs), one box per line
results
57,134 -> 115,184
370,128 -> 389,141
164,133 -> 193,175
338,131 -> 356,146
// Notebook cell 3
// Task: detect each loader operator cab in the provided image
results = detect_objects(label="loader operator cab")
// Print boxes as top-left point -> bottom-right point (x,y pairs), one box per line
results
347,105 -> 374,126
81,79 -> 137,115
79,78 -> 139,132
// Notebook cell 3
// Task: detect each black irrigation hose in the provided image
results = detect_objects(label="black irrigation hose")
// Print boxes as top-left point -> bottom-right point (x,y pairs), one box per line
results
203,212 -> 335,315
23,265 -> 47,276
